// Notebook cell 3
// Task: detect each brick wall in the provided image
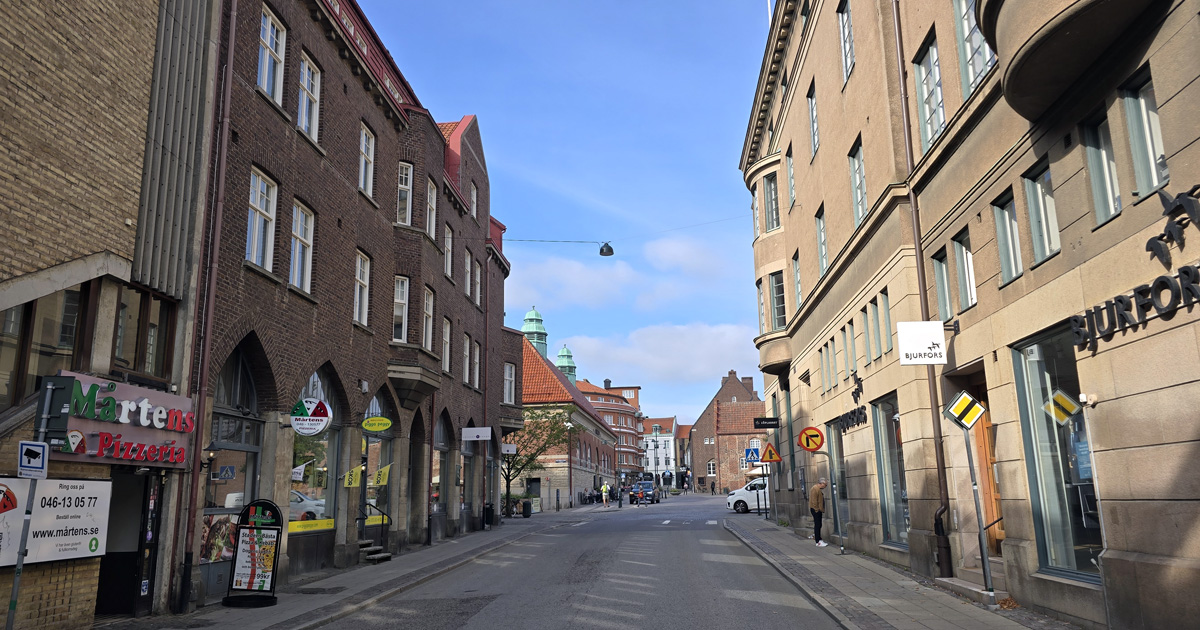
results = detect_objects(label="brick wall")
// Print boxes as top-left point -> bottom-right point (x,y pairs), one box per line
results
0,0 -> 158,283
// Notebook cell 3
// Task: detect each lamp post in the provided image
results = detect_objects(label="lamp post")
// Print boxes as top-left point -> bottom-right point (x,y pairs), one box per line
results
564,421 -> 574,508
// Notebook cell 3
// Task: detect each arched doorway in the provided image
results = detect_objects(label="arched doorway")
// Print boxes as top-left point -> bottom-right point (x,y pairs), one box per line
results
288,365 -> 345,575
360,389 -> 396,545
430,412 -> 452,541
407,409 -> 426,544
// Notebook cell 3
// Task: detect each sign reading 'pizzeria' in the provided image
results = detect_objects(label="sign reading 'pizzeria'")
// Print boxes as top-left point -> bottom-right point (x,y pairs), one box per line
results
50,372 -> 194,469
290,398 -> 331,436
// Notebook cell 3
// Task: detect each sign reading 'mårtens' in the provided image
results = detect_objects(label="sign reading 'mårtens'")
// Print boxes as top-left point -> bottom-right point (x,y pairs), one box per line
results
290,398 -> 331,436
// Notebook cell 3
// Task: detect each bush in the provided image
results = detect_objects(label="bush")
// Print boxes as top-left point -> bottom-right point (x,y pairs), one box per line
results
669,489 -> 681,495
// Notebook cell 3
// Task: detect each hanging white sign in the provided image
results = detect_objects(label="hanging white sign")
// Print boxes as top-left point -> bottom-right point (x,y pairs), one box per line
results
897,321 -> 948,365
289,398 -> 332,436
462,427 -> 492,441
0,478 -> 112,566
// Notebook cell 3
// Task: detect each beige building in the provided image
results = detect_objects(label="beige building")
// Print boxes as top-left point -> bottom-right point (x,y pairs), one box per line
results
741,1 -> 1200,628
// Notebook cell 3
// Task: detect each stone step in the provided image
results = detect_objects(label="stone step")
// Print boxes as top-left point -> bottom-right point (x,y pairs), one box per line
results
934,576 -> 1007,608
364,552 -> 392,564
358,545 -> 385,555
355,539 -> 374,548
959,563 -> 1008,592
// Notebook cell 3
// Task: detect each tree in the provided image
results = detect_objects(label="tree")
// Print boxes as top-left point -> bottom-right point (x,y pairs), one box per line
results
501,405 -> 573,515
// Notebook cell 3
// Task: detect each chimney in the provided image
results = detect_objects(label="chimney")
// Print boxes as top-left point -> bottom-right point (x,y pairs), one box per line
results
742,376 -> 754,391
604,378 -> 611,389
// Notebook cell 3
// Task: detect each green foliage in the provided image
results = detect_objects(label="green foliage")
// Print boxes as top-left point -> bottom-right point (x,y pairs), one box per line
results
501,405 -> 574,504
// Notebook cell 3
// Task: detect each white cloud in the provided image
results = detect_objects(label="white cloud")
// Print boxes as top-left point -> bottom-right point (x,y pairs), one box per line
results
561,322 -> 758,385
505,255 -> 642,311
641,235 -> 723,277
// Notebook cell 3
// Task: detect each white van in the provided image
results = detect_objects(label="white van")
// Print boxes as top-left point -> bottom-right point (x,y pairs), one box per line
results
727,478 -> 770,513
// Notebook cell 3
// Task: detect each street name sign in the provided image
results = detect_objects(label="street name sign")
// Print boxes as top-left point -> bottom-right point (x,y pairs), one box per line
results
798,427 -> 825,452
943,391 -> 986,430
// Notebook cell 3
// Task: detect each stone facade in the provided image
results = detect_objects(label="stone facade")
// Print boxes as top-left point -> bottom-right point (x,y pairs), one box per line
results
742,1 -> 1200,627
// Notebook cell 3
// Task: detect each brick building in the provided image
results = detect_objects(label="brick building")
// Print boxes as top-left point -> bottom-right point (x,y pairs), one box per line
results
0,0 -> 218,623
576,379 -> 644,482
188,0 -> 522,606
742,1 -> 1200,626
688,371 -> 764,494
520,338 -> 616,508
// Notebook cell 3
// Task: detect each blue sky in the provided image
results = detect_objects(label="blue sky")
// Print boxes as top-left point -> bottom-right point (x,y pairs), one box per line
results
361,1 -> 770,424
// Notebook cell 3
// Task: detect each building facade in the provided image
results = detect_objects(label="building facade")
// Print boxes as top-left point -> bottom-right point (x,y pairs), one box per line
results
189,0 -> 521,606
0,0 -> 218,624
689,371 -> 764,494
641,417 -> 677,487
742,1 -> 1200,627
576,379 -> 644,482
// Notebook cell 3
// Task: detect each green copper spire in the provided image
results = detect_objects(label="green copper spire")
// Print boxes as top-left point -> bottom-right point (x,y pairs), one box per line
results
555,344 -> 577,385
522,306 -> 548,358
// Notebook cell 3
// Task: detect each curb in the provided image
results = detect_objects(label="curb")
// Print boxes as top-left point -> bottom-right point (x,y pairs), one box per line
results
288,522 -> 567,630
723,519 -> 858,630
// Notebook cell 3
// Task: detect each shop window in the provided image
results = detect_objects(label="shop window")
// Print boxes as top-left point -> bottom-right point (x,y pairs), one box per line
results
112,285 -> 174,380
872,393 -> 908,546
825,423 -> 850,532
0,283 -> 88,414
1012,328 -> 1101,577
290,369 -> 340,529
431,417 -> 451,513
362,393 -> 395,523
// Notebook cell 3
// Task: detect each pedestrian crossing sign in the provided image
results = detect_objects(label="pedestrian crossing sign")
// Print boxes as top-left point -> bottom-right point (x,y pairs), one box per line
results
943,391 -> 986,430
744,448 -> 760,463
1043,389 -> 1081,425
759,443 -> 782,463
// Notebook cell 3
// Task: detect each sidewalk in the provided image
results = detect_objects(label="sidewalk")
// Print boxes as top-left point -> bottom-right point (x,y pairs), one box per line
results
99,513 -> 578,630
724,519 -> 1078,630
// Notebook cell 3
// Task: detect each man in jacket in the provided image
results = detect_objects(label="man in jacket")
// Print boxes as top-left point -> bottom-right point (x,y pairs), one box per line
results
810,478 -> 829,548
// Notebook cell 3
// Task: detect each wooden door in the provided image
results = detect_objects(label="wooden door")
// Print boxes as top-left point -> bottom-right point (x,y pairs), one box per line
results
973,407 -> 1005,556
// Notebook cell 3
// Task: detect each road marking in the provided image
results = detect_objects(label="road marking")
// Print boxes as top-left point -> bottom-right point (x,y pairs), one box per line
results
706,520 -> 717,525
702,552 -> 767,565
662,520 -> 671,525
572,521 -> 588,527
699,540 -> 741,547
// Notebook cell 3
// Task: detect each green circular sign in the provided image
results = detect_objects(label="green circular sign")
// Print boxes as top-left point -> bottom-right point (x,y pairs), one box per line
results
88,538 -> 99,552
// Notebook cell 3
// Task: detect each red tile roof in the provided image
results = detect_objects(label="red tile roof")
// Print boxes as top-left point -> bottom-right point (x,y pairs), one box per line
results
646,417 -> 675,432
521,339 -> 612,438
437,121 -> 459,141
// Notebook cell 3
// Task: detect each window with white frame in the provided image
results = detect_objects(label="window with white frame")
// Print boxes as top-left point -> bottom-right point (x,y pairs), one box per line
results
880,289 -> 893,353
444,225 -> 453,277
707,461 -> 716,476
422,288 -> 434,351
837,0 -> 855,81
289,203 -> 313,292
849,140 -> 867,225
426,179 -> 437,239
750,438 -> 762,450
359,124 -> 375,196
933,249 -> 952,322
953,230 -> 976,311
1024,163 -> 1061,263
739,457 -> 748,471
297,55 -> 320,140
786,146 -> 796,205
993,194 -> 1023,284
764,174 -> 781,231
470,182 -> 478,219
471,342 -> 479,388
870,298 -> 883,359
353,251 -> 370,325
769,271 -> 786,330
792,252 -> 803,307
473,260 -> 482,306
816,207 -> 828,275
915,39 -> 946,149
464,251 -> 473,297
396,163 -> 413,225
848,319 -> 858,373
246,170 -> 276,269
393,276 -> 409,342
503,363 -> 515,404
957,0 -> 994,94
257,7 -> 285,103
1124,77 -> 1169,194
462,333 -> 470,383
808,83 -> 820,155
442,318 -> 451,372
751,184 -> 760,238
1084,117 -> 1121,224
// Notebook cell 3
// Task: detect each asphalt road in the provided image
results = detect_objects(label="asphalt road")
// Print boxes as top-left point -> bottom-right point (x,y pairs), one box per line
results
323,494 -> 839,630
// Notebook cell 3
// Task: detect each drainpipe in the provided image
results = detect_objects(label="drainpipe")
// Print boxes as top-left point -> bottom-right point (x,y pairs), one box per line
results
174,0 -> 238,612
482,250 -> 492,527
427,391 -> 435,545
889,0 -> 954,578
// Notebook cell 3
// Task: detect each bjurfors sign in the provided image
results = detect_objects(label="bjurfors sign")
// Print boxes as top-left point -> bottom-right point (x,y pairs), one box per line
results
897,322 -> 948,365
50,372 -> 194,469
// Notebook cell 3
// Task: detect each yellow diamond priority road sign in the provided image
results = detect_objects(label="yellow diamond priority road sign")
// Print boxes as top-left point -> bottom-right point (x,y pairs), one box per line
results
1043,389 -> 1082,425
943,391 -> 986,430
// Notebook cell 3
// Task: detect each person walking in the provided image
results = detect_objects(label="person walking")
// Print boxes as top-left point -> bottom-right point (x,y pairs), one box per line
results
711,483 -> 716,495
601,482 -> 610,508
637,487 -> 645,507
810,478 -> 829,547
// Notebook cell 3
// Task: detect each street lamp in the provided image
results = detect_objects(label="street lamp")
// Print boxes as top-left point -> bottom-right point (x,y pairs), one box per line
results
564,421 -> 574,508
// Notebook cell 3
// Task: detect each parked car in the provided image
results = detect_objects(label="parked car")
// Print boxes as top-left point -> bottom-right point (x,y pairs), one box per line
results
727,478 -> 769,513
290,489 -> 326,520
629,481 -> 658,505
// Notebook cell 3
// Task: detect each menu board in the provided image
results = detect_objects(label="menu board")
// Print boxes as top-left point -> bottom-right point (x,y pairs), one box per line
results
229,527 -> 278,592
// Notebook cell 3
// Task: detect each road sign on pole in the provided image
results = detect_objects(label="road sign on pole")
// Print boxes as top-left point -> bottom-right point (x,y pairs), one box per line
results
744,448 -> 760,463
943,391 -> 986,430
759,443 -> 782,463
797,427 -> 825,452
